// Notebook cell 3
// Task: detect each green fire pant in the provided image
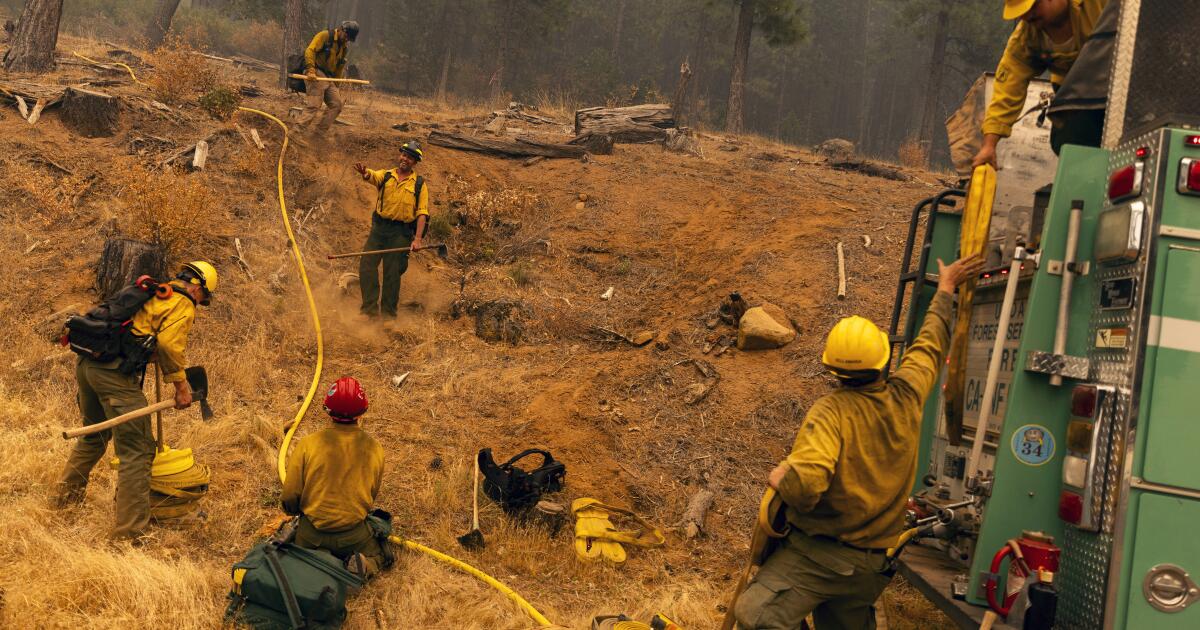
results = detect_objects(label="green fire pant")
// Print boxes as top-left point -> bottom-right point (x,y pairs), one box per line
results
295,516 -> 384,578
733,529 -> 894,630
57,358 -> 155,540
358,214 -> 414,318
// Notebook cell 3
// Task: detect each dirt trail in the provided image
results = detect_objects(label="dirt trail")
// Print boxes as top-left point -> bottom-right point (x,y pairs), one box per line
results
0,37 -> 953,629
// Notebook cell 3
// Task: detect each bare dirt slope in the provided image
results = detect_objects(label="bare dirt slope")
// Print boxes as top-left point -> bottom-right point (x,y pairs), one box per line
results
0,37 -> 953,629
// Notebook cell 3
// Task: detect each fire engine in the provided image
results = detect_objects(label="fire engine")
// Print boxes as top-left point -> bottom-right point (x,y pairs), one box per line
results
890,2 -> 1200,628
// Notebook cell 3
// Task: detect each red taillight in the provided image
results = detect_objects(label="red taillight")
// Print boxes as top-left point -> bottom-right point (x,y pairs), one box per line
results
1071,385 -> 1098,418
1181,158 -> 1200,196
1186,135 -> 1200,148
1136,146 -> 1150,159
1108,163 -> 1143,201
1058,491 -> 1083,523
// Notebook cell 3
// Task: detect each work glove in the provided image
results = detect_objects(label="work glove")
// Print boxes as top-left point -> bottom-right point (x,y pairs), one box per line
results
305,68 -> 317,80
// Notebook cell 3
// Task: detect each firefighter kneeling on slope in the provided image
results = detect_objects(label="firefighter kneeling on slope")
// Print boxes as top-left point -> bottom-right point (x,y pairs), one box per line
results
733,254 -> 983,630
281,377 -> 390,579
353,140 -> 429,319
55,261 -> 218,542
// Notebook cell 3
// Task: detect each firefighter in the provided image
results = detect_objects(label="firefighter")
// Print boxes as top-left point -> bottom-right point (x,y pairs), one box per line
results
281,377 -> 386,578
54,261 -> 218,542
353,140 -> 429,319
972,0 -> 1107,168
733,254 -> 983,630
299,20 -> 359,137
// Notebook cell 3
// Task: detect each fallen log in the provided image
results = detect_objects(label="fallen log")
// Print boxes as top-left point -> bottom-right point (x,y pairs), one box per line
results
427,130 -> 586,159
836,241 -> 847,300
574,103 -> 674,143
60,87 -> 120,137
830,159 -> 909,182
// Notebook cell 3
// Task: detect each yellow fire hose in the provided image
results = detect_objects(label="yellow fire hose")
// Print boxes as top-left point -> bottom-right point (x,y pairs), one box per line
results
235,107 -> 553,628
72,51 -> 150,87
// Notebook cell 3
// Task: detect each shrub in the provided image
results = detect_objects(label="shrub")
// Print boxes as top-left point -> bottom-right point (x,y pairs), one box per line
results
119,165 -> 217,260
426,212 -> 454,240
147,36 -> 219,106
508,262 -> 535,287
198,86 -> 242,121
898,135 -> 929,169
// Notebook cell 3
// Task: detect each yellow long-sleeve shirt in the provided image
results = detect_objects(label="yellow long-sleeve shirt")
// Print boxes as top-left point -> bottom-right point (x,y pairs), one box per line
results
983,0 -> 1107,137
281,423 -> 385,532
130,280 -> 195,383
366,168 -> 429,223
304,29 -> 348,78
776,291 -> 954,549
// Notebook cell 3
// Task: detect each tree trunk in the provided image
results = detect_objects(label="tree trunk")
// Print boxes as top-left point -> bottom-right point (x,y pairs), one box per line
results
434,0 -> 458,103
574,104 -> 675,143
2,0 -> 64,73
726,0 -> 755,134
96,239 -> 166,300
611,0 -> 627,74
491,0 -> 515,103
773,55 -> 788,140
855,0 -> 873,148
918,4 -> 950,151
281,0 -> 305,88
672,60 -> 693,126
146,0 -> 183,50
60,87 -> 120,137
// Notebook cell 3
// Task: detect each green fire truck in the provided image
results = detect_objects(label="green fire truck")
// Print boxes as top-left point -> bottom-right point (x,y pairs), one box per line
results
890,2 -> 1200,628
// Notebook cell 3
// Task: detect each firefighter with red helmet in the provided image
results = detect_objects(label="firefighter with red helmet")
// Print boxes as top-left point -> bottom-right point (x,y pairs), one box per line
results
281,376 -> 387,578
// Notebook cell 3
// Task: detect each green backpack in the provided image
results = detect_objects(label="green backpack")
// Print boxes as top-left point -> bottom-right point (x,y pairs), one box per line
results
224,541 -> 364,630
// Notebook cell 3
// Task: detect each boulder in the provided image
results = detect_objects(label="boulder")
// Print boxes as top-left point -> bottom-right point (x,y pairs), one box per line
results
737,306 -> 796,350
759,302 -> 795,334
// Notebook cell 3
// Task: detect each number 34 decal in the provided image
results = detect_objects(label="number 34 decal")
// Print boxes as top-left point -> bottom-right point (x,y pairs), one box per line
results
1011,424 -> 1056,466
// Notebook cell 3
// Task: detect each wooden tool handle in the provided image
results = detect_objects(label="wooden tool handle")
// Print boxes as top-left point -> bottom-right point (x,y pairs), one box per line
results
472,456 -> 481,530
63,400 -> 176,439
327,244 -> 444,260
288,73 -> 370,85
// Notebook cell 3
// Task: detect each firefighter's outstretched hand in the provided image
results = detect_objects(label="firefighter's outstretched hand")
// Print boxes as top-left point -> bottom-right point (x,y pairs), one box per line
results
937,255 -> 984,294
174,380 -> 194,410
768,462 -> 790,490
353,163 -> 367,178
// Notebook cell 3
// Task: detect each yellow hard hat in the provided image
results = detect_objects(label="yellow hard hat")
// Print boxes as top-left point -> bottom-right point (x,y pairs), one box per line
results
1004,0 -> 1036,20
180,260 -> 218,303
821,315 -> 891,374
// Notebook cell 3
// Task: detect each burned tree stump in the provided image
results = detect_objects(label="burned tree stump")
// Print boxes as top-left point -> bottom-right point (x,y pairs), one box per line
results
574,104 -> 674,143
568,132 -> 614,155
96,238 -> 165,299
60,87 -> 120,137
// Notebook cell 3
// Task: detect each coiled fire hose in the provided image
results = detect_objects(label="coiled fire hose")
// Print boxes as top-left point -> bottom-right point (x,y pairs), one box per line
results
235,107 -> 553,627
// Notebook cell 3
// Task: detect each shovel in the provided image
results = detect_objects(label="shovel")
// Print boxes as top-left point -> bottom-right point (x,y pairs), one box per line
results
63,366 -> 209,439
327,243 -> 449,260
457,455 -> 485,550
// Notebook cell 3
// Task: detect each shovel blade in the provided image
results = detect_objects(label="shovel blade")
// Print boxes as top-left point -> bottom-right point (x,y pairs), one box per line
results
457,529 -> 485,550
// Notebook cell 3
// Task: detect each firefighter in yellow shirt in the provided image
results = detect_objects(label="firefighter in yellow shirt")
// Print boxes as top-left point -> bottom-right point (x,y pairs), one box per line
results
281,377 -> 387,578
353,141 -> 430,318
733,255 -> 981,630
973,0 -> 1107,168
300,21 -> 359,137
55,261 -> 218,541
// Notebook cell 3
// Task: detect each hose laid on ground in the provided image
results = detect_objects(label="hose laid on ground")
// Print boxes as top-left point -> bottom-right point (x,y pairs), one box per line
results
237,107 -> 553,627
235,107 -> 325,483
72,51 -> 150,87
393,536 -> 553,627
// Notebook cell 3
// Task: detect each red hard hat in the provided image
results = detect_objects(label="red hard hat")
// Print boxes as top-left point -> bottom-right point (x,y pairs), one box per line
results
323,377 -> 368,421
